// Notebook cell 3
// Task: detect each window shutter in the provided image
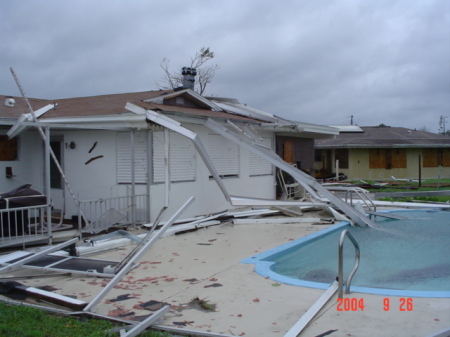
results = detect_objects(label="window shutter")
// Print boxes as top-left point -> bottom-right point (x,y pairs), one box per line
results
153,131 -> 196,183
249,137 -> 273,176
207,134 -> 239,177
117,131 -> 148,184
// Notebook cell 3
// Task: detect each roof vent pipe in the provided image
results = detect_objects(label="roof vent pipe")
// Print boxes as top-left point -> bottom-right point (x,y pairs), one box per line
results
181,67 -> 196,90
5,97 -> 15,107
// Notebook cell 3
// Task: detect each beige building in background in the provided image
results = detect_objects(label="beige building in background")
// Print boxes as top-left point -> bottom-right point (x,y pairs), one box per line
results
314,125 -> 450,181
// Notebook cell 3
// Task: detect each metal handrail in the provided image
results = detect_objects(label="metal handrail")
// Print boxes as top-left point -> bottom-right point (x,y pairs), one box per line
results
338,229 -> 360,298
345,188 -> 377,212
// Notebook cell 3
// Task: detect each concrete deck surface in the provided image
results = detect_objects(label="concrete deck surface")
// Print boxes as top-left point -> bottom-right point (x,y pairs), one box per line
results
1,216 -> 449,336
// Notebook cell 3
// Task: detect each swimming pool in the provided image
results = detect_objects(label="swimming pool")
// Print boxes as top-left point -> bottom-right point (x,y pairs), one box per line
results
241,209 -> 450,298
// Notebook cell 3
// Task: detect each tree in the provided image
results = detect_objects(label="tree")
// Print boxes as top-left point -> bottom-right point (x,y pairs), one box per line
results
156,47 -> 219,95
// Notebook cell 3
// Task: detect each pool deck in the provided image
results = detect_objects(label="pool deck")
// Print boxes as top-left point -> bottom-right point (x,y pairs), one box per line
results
1,212 -> 449,336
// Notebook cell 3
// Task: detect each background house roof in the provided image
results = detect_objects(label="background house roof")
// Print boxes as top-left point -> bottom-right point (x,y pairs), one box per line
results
315,126 -> 450,148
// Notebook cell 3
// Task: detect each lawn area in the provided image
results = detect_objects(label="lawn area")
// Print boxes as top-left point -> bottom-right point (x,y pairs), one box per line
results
352,178 -> 450,203
0,302 -> 169,337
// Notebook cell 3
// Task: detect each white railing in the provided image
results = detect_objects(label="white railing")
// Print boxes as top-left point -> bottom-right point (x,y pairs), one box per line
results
78,194 -> 149,234
0,204 -> 52,248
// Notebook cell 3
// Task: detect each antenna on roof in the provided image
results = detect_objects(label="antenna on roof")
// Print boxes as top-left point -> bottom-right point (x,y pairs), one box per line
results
348,115 -> 354,125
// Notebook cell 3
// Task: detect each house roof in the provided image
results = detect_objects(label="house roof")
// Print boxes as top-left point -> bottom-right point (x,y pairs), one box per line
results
315,126 -> 450,148
0,90 -> 264,124
1,90 -> 337,138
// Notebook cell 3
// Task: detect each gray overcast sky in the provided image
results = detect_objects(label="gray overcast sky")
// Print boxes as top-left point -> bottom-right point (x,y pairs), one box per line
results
1,0 -> 449,132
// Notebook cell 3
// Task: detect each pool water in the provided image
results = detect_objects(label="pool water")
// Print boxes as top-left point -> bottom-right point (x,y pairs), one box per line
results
242,210 -> 450,297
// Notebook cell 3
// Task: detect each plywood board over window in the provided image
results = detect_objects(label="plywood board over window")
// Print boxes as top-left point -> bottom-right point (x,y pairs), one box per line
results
369,149 -> 385,169
443,149 -> 450,167
423,149 -> 439,167
0,136 -> 18,161
390,149 -> 407,168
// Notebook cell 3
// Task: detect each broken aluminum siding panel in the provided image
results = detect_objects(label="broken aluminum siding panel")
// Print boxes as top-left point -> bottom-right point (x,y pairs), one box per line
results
204,119 -> 380,228
1,254 -> 122,278
83,196 -> 194,312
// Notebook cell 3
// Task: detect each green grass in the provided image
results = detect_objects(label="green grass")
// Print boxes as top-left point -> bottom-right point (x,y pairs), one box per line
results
0,302 -> 169,337
352,178 -> 450,193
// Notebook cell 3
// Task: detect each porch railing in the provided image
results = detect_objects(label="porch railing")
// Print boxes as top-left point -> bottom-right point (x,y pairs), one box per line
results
78,193 -> 149,235
0,204 -> 52,248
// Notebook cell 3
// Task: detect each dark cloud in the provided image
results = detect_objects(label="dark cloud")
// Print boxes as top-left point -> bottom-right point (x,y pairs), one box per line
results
1,0 -> 448,132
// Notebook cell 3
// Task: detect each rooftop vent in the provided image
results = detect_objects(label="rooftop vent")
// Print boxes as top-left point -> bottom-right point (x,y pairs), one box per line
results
5,97 -> 15,107
181,67 -> 197,90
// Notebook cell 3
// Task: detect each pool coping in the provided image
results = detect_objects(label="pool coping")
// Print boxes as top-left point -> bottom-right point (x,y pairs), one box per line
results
241,209 -> 450,298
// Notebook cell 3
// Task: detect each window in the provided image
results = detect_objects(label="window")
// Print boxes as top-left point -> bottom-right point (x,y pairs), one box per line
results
369,148 -> 406,169
335,149 -> 349,169
206,133 -> 239,178
314,149 -> 322,162
50,139 -> 63,189
0,136 -> 18,161
423,148 -> 450,167
153,131 -> 196,183
249,137 -> 273,176
117,131 -> 149,184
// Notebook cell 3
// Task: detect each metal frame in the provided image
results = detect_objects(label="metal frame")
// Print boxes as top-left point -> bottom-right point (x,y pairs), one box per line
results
204,119 -> 381,228
83,196 -> 194,312
338,229 -> 360,298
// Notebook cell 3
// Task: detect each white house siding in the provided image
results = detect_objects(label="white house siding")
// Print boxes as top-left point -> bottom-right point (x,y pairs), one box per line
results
2,123 -> 275,223
0,129 -> 44,195
147,124 -> 275,222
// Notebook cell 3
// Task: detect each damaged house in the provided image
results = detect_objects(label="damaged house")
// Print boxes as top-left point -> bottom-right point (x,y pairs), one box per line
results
0,72 -> 338,246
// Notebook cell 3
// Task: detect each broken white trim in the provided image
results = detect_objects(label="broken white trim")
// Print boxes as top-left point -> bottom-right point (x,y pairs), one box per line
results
143,88 -> 223,112
7,103 -> 56,138
284,280 -> 339,337
232,217 -> 334,225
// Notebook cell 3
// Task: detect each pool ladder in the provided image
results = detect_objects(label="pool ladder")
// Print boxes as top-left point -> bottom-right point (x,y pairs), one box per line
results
284,230 -> 361,336
338,229 -> 360,298
345,187 -> 377,212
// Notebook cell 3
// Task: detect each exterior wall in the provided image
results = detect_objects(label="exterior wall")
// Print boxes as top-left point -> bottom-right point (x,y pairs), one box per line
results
276,136 -> 315,174
1,124 -> 276,223
315,148 -> 450,181
149,124 -> 275,221
0,129 -> 44,194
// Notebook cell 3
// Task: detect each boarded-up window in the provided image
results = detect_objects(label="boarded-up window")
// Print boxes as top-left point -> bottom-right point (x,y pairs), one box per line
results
206,134 -> 239,177
335,149 -> 349,169
249,137 -> 273,176
153,131 -> 196,183
369,149 -> 385,169
117,131 -> 149,184
424,148 -> 450,167
369,148 -> 406,169
443,149 -> 450,167
0,136 -> 18,161
391,149 -> 407,168
283,140 -> 294,164
423,149 -> 439,167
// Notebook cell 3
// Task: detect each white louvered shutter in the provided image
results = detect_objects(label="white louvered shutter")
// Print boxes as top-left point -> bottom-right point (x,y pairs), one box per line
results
207,133 -> 239,177
117,131 -> 148,184
153,131 -> 196,183
249,137 -> 273,176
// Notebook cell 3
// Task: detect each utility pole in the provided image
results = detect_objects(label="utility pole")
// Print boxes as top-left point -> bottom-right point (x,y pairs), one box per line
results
439,116 -> 448,134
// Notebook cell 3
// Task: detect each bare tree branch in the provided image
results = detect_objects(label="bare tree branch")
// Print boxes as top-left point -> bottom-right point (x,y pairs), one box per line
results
156,47 -> 219,94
